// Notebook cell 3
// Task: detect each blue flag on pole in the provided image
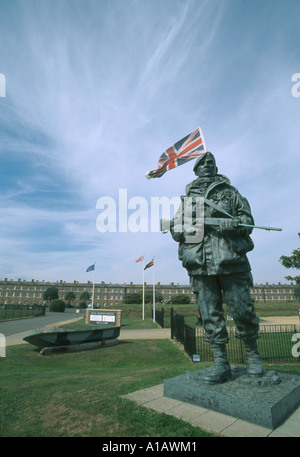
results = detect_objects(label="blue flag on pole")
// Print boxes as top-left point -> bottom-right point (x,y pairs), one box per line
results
86,264 -> 95,272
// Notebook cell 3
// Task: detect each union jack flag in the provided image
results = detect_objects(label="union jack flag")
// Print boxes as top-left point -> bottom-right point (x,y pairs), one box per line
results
135,256 -> 144,263
145,127 -> 207,179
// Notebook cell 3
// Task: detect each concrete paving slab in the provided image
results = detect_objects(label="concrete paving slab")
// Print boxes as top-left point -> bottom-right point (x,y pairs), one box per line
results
190,410 -> 238,435
221,419 -> 272,437
164,402 -> 208,422
122,384 -> 165,404
144,396 -> 183,413
269,418 -> 300,437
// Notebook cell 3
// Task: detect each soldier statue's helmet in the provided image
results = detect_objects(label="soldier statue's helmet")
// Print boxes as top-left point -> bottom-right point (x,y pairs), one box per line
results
193,151 -> 218,174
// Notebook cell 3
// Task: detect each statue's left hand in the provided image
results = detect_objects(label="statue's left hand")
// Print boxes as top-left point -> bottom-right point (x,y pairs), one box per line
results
219,218 -> 239,234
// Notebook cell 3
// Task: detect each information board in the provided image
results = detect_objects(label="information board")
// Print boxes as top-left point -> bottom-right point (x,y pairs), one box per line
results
89,312 -> 116,324
85,309 -> 122,326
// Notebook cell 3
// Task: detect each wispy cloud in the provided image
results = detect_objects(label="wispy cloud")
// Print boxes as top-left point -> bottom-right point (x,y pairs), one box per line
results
0,0 -> 299,285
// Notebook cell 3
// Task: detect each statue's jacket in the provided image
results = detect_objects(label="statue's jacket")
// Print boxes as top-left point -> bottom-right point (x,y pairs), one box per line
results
170,174 -> 255,277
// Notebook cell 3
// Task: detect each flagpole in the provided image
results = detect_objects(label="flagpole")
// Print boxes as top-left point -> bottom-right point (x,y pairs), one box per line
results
152,258 -> 155,323
142,256 -> 145,321
92,263 -> 96,309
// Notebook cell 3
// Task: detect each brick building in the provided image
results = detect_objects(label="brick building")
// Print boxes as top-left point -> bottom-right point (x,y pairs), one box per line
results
0,278 -> 296,307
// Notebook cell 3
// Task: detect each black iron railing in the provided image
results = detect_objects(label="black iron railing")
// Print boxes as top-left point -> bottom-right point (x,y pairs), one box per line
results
170,308 -> 300,364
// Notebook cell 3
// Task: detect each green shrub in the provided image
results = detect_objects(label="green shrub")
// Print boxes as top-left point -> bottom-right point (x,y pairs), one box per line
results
170,294 -> 191,304
50,299 -> 66,312
123,293 -> 142,304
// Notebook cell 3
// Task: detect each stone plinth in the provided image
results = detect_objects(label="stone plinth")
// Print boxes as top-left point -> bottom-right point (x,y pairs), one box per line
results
164,366 -> 300,429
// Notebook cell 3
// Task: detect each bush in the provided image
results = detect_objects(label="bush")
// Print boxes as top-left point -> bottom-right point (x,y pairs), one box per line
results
50,299 -> 66,312
170,294 -> 191,304
123,293 -> 142,304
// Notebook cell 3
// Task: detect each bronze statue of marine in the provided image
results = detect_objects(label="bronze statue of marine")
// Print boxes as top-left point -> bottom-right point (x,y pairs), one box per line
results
169,151 -> 264,384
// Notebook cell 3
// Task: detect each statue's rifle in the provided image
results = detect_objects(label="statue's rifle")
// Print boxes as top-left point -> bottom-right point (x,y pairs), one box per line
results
203,218 -> 282,231
161,197 -> 282,233
202,199 -> 282,231
160,217 -> 282,234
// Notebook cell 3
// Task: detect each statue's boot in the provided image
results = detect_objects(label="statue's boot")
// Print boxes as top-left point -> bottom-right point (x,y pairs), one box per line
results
244,339 -> 264,377
203,343 -> 232,384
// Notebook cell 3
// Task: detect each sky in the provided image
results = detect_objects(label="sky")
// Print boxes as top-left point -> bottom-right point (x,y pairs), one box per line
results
0,0 -> 299,288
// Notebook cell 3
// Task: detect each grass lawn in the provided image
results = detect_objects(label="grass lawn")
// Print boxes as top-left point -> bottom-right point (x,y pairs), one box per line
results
1,300 -> 299,438
1,339 -> 213,437
2,340 -> 299,438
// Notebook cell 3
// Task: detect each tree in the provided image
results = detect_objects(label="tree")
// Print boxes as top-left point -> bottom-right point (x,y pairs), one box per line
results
43,286 -> 59,303
79,291 -> 91,307
65,291 -> 76,307
50,299 -> 66,312
279,233 -> 300,300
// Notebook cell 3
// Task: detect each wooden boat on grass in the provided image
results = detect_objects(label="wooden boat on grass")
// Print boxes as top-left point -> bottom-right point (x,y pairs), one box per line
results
23,326 -> 121,349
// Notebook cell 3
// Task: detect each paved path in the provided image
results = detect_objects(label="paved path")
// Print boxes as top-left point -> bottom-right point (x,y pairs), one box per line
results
119,328 -> 170,340
1,313 -> 83,346
260,316 -> 300,326
3,314 -> 299,346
